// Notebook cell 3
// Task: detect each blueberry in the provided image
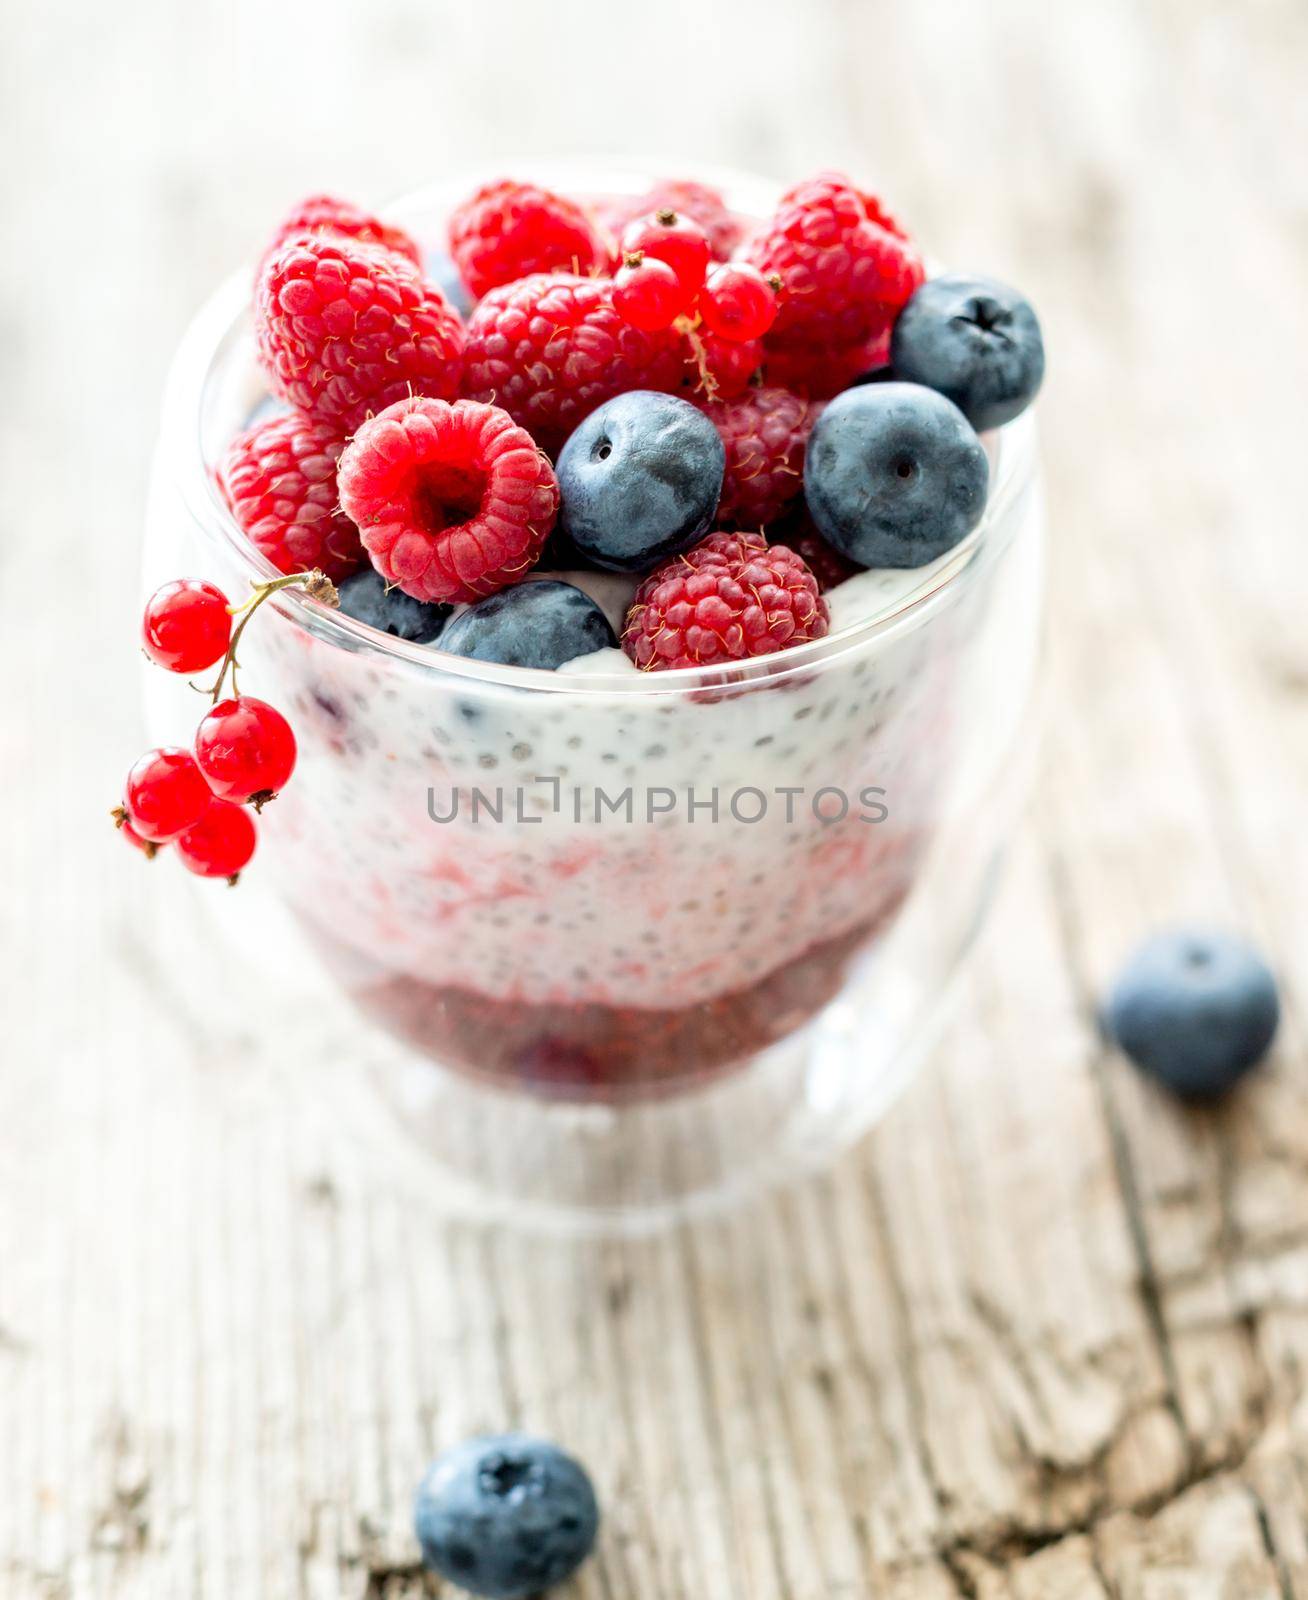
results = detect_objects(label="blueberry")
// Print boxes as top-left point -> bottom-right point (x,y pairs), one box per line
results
244,392 -> 290,428
535,523 -> 602,573
556,391 -> 725,573
440,580 -> 617,669
423,246 -> 475,319
1103,927 -> 1279,1099
891,274 -> 1045,431
803,383 -> 989,570
414,1433 -> 599,1600
337,567 -> 450,644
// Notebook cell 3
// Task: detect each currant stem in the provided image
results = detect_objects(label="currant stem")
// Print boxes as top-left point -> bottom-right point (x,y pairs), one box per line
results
110,805 -> 158,858
678,317 -> 720,403
202,570 -> 339,704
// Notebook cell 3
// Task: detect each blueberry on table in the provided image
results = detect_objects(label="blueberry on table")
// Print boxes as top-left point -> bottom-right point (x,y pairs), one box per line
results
337,567 -> 450,644
556,390 -> 725,573
440,580 -> 617,669
891,274 -> 1045,431
1103,927 -> 1279,1099
803,382 -> 989,570
414,1433 -> 600,1600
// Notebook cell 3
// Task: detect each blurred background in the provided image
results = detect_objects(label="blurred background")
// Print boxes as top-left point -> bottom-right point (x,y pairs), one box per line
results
4,1 -> 1308,1595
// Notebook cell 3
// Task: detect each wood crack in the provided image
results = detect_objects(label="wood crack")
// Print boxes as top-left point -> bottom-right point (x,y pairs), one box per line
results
931,1413 -> 1279,1572
360,1558 -> 434,1599
1089,1539 -> 1125,1600
1043,837 -> 1193,1456
1244,1483 -> 1296,1600
679,1228 -> 793,1597
858,1164 -> 958,1530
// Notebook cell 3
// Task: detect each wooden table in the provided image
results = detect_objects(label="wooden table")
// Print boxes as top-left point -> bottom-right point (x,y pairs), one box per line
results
4,0 -> 1307,1593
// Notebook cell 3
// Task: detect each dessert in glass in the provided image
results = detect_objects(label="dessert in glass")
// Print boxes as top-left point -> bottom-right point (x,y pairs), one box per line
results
138,165 -> 1045,1230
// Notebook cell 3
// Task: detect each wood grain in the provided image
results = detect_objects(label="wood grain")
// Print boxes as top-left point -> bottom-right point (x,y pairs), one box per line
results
3,0 -> 1307,1594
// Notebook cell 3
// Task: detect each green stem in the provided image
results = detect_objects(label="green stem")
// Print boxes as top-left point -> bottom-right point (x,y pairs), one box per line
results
204,569 -> 339,704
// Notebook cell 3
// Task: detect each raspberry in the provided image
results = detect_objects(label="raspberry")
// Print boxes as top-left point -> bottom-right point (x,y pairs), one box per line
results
601,179 -> 742,261
338,397 -> 559,604
255,234 -> 465,438
448,181 -> 609,301
762,326 -> 891,399
784,512 -> 860,593
622,531 -> 829,671
259,193 -> 421,276
703,386 -> 818,530
460,274 -> 684,456
746,171 -> 923,353
220,413 -> 365,583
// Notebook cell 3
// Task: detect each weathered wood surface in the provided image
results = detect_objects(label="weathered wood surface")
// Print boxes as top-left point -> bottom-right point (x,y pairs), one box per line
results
4,0 -> 1308,1594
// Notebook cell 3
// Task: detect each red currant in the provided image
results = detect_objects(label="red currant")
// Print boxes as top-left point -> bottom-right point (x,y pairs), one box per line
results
620,209 -> 710,302
612,254 -> 685,332
118,817 -> 161,859
194,696 -> 297,806
142,579 -> 232,673
122,748 -> 212,843
175,799 -> 257,883
698,262 -> 781,343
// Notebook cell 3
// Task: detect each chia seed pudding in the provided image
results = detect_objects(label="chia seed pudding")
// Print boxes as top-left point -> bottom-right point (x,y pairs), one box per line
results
142,170 -> 1044,1106
158,452 -> 1028,1098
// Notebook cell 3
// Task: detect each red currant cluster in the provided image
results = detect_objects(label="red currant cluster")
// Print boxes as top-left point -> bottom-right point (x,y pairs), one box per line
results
611,209 -> 782,345
113,571 -> 337,883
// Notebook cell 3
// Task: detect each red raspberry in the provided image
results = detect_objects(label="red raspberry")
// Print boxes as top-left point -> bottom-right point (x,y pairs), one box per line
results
338,397 -> 558,604
220,413 -> 365,583
746,172 -> 923,352
460,273 -> 684,456
703,387 -> 818,530
784,512 -> 860,593
602,179 -> 742,261
762,327 -> 891,399
255,234 -> 465,438
623,531 -> 829,671
259,193 -> 421,276
448,181 -> 609,301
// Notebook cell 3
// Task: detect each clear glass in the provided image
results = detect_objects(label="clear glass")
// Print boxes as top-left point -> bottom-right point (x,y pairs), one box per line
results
142,165 -> 1045,1232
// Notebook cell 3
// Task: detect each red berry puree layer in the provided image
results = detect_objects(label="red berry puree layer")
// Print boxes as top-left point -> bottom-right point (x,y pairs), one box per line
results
306,899 -> 907,1102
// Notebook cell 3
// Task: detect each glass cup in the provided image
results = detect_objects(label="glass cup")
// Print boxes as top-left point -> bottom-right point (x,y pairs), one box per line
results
143,165 -> 1045,1232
